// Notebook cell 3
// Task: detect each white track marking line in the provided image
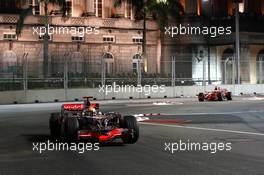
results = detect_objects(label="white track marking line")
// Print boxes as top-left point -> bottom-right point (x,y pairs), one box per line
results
164,110 -> 264,116
141,122 -> 264,136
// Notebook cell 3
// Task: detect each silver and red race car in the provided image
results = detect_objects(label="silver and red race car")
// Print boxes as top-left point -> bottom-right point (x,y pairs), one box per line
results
198,87 -> 232,102
49,96 -> 139,144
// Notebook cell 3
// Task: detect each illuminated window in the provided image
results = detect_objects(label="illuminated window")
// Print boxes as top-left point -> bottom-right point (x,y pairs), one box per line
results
179,0 -> 185,13
197,0 -> 201,16
66,0 -> 72,16
94,0 -> 102,17
125,0 -> 132,18
34,0 -> 40,15
227,0 -> 235,16
29,0 -> 40,15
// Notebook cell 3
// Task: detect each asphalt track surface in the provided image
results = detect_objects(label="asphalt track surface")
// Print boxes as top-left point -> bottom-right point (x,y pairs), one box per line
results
0,97 -> 264,175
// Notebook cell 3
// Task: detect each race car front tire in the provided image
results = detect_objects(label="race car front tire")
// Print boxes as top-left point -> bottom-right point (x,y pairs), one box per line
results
121,116 -> 139,144
217,93 -> 223,101
64,117 -> 79,141
49,113 -> 61,139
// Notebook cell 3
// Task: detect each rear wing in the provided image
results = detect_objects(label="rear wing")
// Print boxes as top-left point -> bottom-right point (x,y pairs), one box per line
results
62,103 -> 99,111
63,104 -> 84,111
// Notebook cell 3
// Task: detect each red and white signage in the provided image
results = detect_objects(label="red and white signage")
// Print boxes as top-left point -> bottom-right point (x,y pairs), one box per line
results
63,104 -> 84,111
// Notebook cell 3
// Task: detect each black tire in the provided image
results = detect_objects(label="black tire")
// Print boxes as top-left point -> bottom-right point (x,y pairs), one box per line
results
217,93 -> 223,101
49,113 -> 61,139
226,92 -> 232,100
121,116 -> 139,144
64,117 -> 79,141
198,93 -> 205,102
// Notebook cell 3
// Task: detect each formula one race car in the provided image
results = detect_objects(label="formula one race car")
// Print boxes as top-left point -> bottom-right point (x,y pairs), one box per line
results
198,87 -> 232,102
49,96 -> 139,143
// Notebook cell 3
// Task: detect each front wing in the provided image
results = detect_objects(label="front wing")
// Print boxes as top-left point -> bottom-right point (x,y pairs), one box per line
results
78,128 -> 131,142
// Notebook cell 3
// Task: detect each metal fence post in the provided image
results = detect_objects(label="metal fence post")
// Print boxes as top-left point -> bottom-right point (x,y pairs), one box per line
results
101,54 -> 106,100
101,55 -> 105,87
224,59 -> 228,85
208,46 -> 211,85
171,56 -> 175,87
199,50 -> 206,86
202,56 -> 206,86
235,0 -> 241,84
232,56 -> 236,85
23,53 -> 28,91
64,53 -> 69,100
137,55 -> 142,85
260,58 -> 263,83
64,55 -> 68,89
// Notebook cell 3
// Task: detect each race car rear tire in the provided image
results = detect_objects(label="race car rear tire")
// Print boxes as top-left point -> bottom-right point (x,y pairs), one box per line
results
49,113 -> 61,139
226,92 -> 232,100
121,116 -> 139,144
64,117 -> 79,141
198,93 -> 205,102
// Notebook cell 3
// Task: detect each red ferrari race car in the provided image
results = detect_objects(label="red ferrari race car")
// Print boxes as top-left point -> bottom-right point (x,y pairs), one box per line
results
49,96 -> 139,144
198,87 -> 232,102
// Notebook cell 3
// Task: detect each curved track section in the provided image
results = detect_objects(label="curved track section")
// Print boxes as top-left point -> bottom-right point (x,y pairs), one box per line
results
0,97 -> 264,175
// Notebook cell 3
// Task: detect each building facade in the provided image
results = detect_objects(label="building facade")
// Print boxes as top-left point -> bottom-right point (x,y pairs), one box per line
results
0,0 -> 263,86
161,0 -> 264,85
0,0 -> 160,80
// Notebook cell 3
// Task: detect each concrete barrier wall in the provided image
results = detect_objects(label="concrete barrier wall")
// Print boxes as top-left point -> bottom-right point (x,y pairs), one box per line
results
0,84 -> 264,104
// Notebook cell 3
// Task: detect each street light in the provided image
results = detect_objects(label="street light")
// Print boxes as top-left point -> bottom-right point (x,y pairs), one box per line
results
234,0 -> 242,84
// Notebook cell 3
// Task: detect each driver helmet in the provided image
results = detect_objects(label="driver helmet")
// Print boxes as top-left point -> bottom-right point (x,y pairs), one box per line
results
84,99 -> 91,108
88,106 -> 96,113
